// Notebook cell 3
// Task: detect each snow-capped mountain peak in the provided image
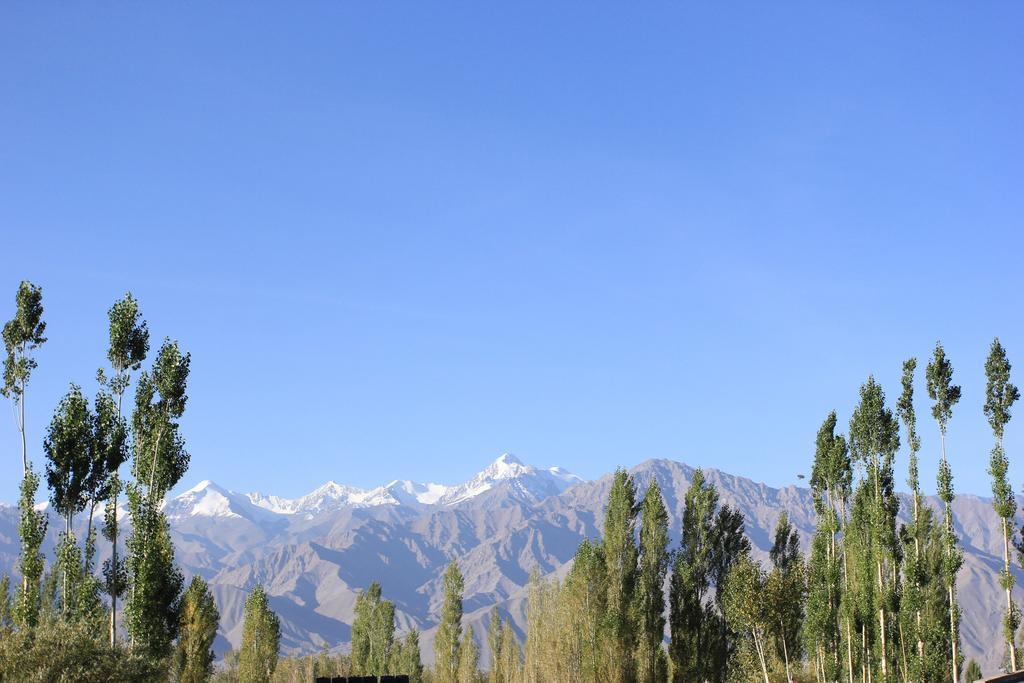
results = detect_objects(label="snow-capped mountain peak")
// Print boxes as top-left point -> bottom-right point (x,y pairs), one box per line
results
172,454 -> 582,518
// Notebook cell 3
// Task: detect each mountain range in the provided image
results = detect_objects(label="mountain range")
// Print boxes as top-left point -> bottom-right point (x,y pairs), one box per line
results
0,454 -> 1014,673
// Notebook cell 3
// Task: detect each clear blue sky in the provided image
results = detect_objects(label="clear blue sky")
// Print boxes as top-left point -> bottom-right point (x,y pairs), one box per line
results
1,3 -> 1022,503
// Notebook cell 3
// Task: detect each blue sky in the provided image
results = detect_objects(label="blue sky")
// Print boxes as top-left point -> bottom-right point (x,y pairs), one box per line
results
1,3 -> 1022,503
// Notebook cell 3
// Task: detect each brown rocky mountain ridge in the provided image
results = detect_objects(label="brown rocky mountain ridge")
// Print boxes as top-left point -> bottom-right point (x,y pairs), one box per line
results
0,456 -> 1015,674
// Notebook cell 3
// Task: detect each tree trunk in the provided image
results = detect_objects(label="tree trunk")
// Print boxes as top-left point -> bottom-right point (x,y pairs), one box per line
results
780,618 -> 792,682
948,584 -> 958,683
1004,497 -> 1018,670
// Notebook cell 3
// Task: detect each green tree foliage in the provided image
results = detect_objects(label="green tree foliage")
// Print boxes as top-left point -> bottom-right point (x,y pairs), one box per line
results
2,282 -> 49,627
395,629 -> 424,683
602,468 -> 638,681
0,613 -> 164,682
238,585 -> 281,683
963,659 -> 981,682
635,479 -> 669,683
99,292 -> 149,647
848,376 -> 901,679
435,560 -> 465,683
497,618 -> 524,679
125,337 -> 191,659
350,581 -> 396,677
984,338 -> 1020,670
559,539 -> 607,679
43,385 -> 95,618
804,411 -> 850,681
0,574 -> 11,628
721,551 -> 771,683
132,339 -> 191,501
457,625 -> 480,682
669,468 -> 749,682
13,467 -> 47,629
124,494 -> 184,659
2,280 -> 47,475
173,576 -> 220,683
767,511 -> 805,680
927,342 -> 963,683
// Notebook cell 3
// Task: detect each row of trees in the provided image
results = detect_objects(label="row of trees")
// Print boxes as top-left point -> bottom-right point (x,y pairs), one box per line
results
802,341 -> 1019,683
1,280 -> 1015,682
418,340 -> 1012,682
0,282 -> 292,682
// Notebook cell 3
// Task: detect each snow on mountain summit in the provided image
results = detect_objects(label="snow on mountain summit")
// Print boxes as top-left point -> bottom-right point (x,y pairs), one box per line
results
173,454 -> 582,517
436,453 -> 582,505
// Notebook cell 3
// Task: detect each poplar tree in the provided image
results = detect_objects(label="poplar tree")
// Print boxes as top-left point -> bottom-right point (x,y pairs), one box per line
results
125,338 -> 191,656
985,338 -> 1020,670
82,390 -> 126,617
238,584 -> 280,683
173,576 -> 220,683
43,385 -> 94,617
768,511 -> 805,681
396,629 -> 424,683
457,625 -> 479,683
496,617 -> 522,683
3,281 -> 47,476
560,539 -> 606,680
487,610 -> 503,683
98,293 -> 149,646
806,411 -> 850,682
602,468 -> 638,681
351,581 -> 396,677
896,357 -> 929,678
849,376 -> 900,679
435,560 -> 465,683
2,281 -> 48,626
131,339 -> 191,502
670,468 -> 748,682
721,551 -> 771,683
670,468 -> 718,680
635,479 -> 669,683
926,342 -> 962,683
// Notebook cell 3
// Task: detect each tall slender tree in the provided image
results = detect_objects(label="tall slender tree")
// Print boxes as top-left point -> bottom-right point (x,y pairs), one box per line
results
984,338 -> 1020,670
721,550 -> 771,683
635,478 -> 669,683
98,293 -> 149,646
806,411 -> 850,682
496,616 -> 522,683
926,342 -> 963,683
849,376 -> 901,680
602,468 -> 638,681
896,357 -> 928,679
670,468 -> 749,682
351,581 -> 396,677
396,629 -> 424,683
43,385 -> 94,616
457,625 -> 479,683
489,607 -> 504,683
560,539 -> 606,680
435,560 -> 465,683
2,281 -> 48,623
768,511 -> 805,682
125,338 -> 191,656
238,584 -> 281,683
173,576 -> 220,683
3,280 -> 47,475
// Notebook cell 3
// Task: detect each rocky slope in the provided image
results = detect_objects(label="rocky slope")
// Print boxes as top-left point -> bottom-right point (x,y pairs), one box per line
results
0,455 -> 1014,673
